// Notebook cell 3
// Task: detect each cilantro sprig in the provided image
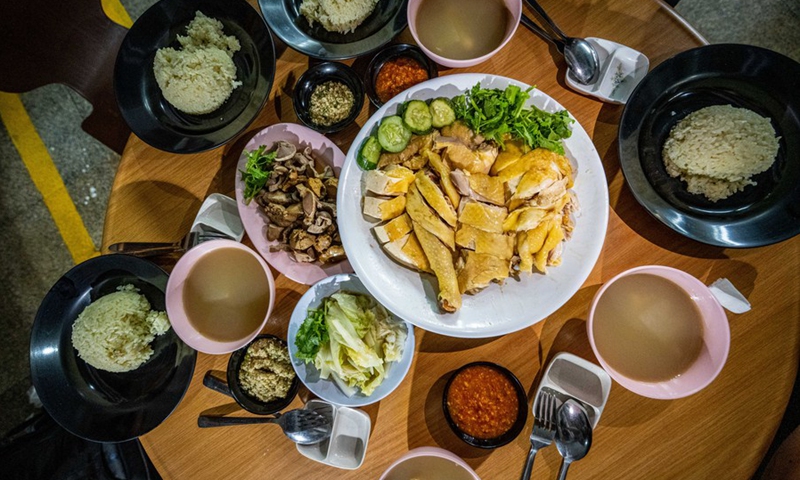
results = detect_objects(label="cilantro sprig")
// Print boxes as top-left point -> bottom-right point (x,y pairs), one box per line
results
295,305 -> 329,361
240,145 -> 277,204
452,83 -> 573,154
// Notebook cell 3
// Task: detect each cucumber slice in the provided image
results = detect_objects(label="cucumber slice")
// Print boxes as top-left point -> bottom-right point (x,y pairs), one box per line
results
357,135 -> 382,170
402,100 -> 433,134
377,116 -> 412,153
429,98 -> 456,128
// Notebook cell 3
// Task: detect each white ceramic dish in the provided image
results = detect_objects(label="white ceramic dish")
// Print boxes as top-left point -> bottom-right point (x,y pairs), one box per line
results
234,123 -> 353,285
565,37 -> 649,104
533,352 -> 611,428
288,273 -> 415,407
296,399 -> 371,470
338,73 -> 609,338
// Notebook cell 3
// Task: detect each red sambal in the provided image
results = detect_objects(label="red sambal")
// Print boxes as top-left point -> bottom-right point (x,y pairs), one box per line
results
446,365 -> 519,439
375,56 -> 429,103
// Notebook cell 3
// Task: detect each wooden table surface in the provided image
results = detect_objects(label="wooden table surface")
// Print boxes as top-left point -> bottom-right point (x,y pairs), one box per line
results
102,0 -> 800,478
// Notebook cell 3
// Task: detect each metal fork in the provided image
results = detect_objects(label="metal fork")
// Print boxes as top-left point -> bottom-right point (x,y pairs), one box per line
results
520,388 -> 558,480
107,230 -> 230,257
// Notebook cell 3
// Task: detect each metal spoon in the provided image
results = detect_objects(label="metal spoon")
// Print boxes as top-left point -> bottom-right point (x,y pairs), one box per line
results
520,0 -> 600,85
554,399 -> 592,480
197,409 -> 332,445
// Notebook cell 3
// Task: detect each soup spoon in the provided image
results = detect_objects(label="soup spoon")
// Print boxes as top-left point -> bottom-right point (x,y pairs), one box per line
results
520,0 -> 600,85
554,400 -> 592,480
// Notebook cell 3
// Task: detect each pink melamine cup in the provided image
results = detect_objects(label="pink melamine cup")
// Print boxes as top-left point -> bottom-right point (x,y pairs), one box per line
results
587,265 -> 730,399
407,0 -> 522,68
380,447 -> 480,480
166,240 -> 275,355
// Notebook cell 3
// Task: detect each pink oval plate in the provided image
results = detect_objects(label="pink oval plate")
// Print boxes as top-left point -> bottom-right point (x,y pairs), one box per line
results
235,123 -> 353,285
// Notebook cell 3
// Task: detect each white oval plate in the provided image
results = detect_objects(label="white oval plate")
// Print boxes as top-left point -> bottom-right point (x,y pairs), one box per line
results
288,273 -> 415,407
235,123 -> 353,285
337,73 -> 609,338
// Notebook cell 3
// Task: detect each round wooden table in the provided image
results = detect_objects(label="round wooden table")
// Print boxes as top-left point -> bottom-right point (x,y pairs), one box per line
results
102,1 -> 800,478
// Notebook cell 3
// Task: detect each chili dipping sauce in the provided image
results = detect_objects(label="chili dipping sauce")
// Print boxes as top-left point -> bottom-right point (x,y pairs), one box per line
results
375,56 -> 429,104
446,364 -> 519,439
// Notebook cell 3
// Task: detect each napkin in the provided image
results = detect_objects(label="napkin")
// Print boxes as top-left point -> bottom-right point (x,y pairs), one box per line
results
709,278 -> 751,314
190,193 -> 244,241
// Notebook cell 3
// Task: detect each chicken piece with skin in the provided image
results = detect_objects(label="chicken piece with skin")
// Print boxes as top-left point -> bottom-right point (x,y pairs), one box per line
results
517,219 -> 550,274
503,207 -> 550,233
434,136 -> 497,175
414,222 -> 461,312
378,133 -> 435,169
405,183 -> 455,250
533,217 -> 565,273
382,231 -> 431,273
490,138 -> 528,175
497,148 -> 561,186
440,121 -> 484,148
415,170 -> 458,227
450,169 -> 505,206
456,224 -> 515,259
458,199 -> 508,234
425,149 -> 461,210
457,250 -> 510,294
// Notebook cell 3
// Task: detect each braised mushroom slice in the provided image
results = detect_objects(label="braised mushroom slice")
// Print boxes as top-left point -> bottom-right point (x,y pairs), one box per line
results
266,224 -> 284,241
274,140 -> 297,161
308,211 -> 333,234
319,245 -> 346,264
289,229 -> 316,251
290,250 -> 316,263
314,234 -> 332,253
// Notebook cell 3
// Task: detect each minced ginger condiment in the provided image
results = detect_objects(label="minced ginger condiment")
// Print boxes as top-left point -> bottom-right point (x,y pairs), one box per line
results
375,56 -> 429,103
309,81 -> 355,127
446,365 -> 519,439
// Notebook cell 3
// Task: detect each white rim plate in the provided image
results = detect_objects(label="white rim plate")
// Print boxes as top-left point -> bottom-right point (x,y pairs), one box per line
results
287,273 -> 415,407
235,123 -> 353,285
337,73 -> 609,338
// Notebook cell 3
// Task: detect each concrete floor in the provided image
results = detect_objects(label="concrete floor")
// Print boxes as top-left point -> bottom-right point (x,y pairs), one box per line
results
0,0 -> 798,463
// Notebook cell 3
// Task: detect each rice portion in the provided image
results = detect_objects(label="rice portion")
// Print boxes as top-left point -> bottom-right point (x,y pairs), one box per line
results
153,11 -> 241,115
662,104 -> 779,201
299,0 -> 379,34
71,285 -> 170,373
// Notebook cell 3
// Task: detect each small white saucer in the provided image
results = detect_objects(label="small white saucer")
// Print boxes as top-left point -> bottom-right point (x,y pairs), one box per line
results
534,352 -> 611,428
566,37 -> 650,105
296,399 -> 371,470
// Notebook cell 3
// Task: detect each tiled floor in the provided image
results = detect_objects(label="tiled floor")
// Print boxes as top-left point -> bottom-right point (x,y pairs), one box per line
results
1,0 -> 798,468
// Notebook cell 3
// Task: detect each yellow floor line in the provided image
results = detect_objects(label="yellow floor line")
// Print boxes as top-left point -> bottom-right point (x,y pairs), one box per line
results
0,93 -> 99,264
101,0 -> 133,28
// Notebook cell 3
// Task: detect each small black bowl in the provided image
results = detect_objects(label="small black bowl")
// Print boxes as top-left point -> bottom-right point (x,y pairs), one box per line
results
293,61 -> 365,134
365,44 -> 438,108
442,361 -> 528,449
226,334 -> 299,415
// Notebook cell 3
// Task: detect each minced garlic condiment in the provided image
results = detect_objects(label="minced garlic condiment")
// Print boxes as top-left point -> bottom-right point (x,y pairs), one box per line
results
309,81 -> 355,127
238,337 -> 296,403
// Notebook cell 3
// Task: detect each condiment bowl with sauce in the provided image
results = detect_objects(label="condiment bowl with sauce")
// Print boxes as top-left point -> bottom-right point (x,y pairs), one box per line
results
293,61 -> 365,134
166,240 -> 276,355
365,44 -> 438,108
587,265 -> 730,399
442,361 -> 528,448
407,0 -> 522,68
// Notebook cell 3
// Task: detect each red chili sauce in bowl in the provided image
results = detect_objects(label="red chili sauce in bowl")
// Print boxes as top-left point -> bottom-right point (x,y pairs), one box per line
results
445,364 -> 519,439
375,56 -> 430,104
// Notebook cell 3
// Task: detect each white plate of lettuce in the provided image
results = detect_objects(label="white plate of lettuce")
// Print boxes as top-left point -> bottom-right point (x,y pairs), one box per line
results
288,273 -> 415,406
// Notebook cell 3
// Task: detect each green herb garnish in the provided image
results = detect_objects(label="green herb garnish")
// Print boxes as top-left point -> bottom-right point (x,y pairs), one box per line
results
240,145 -> 277,204
452,83 -> 573,154
294,305 -> 329,361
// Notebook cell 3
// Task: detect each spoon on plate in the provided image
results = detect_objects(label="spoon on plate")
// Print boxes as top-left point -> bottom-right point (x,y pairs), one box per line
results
554,399 -> 592,480
198,409 -> 332,445
519,0 -> 600,85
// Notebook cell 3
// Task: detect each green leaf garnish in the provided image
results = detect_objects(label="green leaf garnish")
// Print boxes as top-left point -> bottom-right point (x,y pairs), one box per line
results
240,145 -> 277,204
